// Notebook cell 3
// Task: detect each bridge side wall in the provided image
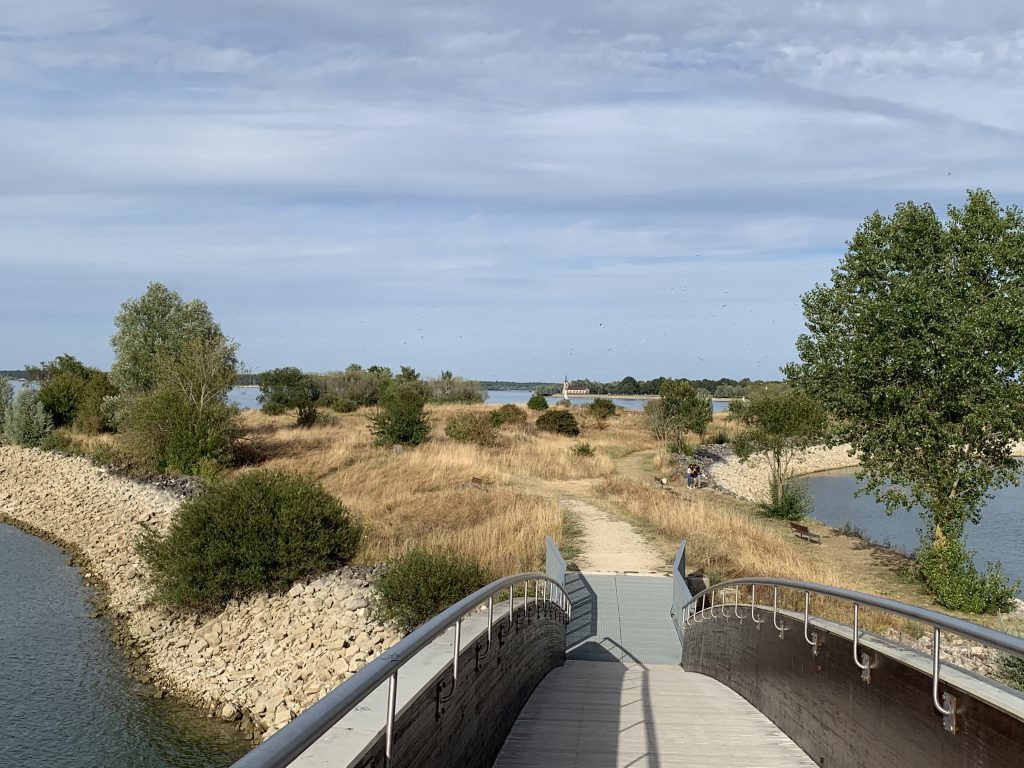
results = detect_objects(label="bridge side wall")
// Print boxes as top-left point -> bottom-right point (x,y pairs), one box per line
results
682,612 -> 1024,768
351,604 -> 565,768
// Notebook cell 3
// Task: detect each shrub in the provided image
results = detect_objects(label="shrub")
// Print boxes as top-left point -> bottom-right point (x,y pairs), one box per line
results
536,409 -> 580,436
572,442 -> 595,457
3,389 -> 53,447
445,413 -> 498,446
371,549 -> 493,632
998,653 -> 1024,692
430,371 -> 486,404
587,398 -> 617,420
757,477 -> 811,521
136,470 -> 361,611
368,381 -> 431,446
259,367 -> 320,427
323,396 -> 358,413
31,356 -> 113,432
124,382 -> 237,475
120,337 -> 239,475
39,429 -> 79,454
916,540 -> 1018,614
708,430 -> 730,445
527,394 -> 549,411
491,403 -> 528,427
0,378 -> 11,427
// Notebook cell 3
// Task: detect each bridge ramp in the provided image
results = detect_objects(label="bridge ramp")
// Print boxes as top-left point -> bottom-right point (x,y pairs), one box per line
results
494,661 -> 816,768
565,572 -> 680,664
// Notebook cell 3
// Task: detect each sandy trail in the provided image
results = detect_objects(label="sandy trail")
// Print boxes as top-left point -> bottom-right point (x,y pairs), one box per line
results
516,475 -> 667,574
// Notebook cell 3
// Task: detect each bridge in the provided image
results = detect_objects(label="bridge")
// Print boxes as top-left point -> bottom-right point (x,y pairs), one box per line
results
231,538 -> 1024,768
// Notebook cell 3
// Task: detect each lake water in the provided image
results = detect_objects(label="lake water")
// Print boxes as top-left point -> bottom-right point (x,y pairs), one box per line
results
0,523 -> 251,768
803,469 -> 1024,593
9,382 -> 729,415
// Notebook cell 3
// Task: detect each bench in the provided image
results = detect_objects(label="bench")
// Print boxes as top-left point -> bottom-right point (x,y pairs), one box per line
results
790,522 -> 821,544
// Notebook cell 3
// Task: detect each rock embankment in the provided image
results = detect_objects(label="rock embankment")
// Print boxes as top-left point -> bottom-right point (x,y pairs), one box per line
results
0,446 -> 400,742
699,444 -> 859,503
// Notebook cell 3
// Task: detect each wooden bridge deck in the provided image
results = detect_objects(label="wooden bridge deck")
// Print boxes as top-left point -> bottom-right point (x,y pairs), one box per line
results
494,661 -> 816,767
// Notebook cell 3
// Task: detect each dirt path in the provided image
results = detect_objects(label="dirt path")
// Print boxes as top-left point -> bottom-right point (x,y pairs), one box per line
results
515,476 -> 667,574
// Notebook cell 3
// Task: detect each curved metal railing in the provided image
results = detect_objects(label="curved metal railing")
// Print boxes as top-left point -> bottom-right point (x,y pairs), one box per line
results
680,577 -> 1024,724
232,572 -> 571,768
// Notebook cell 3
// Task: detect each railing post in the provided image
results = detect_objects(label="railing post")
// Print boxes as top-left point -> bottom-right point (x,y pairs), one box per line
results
384,672 -> 398,768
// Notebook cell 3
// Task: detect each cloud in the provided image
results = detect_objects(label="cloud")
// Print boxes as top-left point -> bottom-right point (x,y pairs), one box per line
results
1,1 -> 1022,378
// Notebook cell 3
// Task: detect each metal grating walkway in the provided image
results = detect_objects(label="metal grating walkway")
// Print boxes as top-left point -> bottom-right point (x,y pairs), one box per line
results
494,661 -> 817,768
565,572 -> 681,665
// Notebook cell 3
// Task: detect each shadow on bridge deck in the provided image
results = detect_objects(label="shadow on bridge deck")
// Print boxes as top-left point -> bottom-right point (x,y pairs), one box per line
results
565,571 -> 681,665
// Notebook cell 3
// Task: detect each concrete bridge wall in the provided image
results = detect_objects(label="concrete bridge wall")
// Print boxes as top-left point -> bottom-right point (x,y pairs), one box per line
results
348,602 -> 565,768
682,609 -> 1024,768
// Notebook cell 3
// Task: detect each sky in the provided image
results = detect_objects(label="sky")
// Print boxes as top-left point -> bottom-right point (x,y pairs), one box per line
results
2,2 -> 1023,382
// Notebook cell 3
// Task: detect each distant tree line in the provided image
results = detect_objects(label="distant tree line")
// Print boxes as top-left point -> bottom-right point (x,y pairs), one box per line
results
483,377 -> 781,398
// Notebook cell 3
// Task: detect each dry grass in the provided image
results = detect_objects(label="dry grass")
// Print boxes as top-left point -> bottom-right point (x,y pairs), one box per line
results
233,404 -> 636,573
597,476 -> 839,587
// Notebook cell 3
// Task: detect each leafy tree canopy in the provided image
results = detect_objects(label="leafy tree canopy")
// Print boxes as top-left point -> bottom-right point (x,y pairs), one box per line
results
110,282 -> 237,401
786,189 -> 1024,544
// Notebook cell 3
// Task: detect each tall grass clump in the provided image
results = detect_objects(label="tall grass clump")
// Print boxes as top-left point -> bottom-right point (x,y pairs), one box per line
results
372,549 -> 493,632
137,470 -> 361,611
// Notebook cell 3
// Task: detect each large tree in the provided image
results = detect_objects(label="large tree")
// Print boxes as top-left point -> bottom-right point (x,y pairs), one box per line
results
110,283 -> 235,404
111,284 -> 240,474
646,379 -> 713,447
786,190 -> 1024,609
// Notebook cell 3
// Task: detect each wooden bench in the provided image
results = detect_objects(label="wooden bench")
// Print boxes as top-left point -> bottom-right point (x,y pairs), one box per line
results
790,522 -> 821,544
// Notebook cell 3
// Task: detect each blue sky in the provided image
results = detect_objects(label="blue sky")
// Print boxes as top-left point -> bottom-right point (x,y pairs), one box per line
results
2,2 -> 1022,381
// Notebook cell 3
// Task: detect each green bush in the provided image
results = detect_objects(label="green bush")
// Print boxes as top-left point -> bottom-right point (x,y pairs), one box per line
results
323,396 -> 358,413
136,470 -> 361,611
125,384 -> 237,475
368,382 -> 431,445
708,430 -> 730,445
916,540 -> 1018,614
998,653 -> 1024,692
491,403 -> 528,427
536,409 -> 580,436
757,477 -> 811,521
587,398 -> 617,420
526,394 -> 549,411
371,549 -> 493,632
0,378 -> 12,428
259,367 -> 320,427
3,389 -> 53,447
445,413 -> 498,446
429,372 -> 485,404
572,442 -> 595,457
39,429 -> 80,454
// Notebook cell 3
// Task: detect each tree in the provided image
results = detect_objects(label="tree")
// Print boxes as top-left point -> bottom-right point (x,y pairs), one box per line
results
786,190 -> 1024,610
28,355 -> 113,432
3,388 -> 53,447
429,370 -> 485,404
729,388 -> 827,517
0,377 -> 13,430
368,381 -> 431,445
259,367 -> 320,426
109,283 -> 237,423
122,336 -> 239,475
648,379 -> 713,447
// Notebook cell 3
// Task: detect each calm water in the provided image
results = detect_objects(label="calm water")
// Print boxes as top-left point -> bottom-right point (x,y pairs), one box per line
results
481,390 -> 731,412
0,523 -> 251,768
803,469 -> 1024,592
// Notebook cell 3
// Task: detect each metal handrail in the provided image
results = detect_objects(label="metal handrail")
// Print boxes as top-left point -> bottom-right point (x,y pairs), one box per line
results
681,576 -> 1024,729
232,572 -> 570,768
